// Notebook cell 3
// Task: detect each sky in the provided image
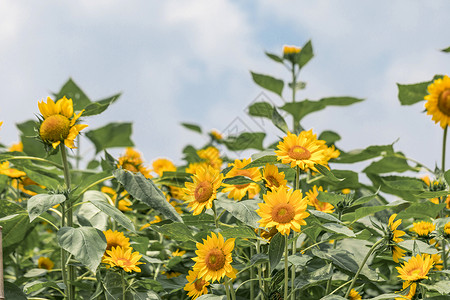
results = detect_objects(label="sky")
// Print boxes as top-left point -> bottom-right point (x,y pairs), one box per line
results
1,0 -> 450,174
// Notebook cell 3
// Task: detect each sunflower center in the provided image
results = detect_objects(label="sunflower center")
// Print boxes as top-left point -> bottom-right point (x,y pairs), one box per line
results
438,89 -> 450,116
266,175 -> 280,187
194,181 -> 214,203
106,241 -> 121,251
123,162 -> 139,173
194,278 -> 206,291
205,248 -> 226,271
271,203 -> 295,223
288,146 -> 311,160
39,115 -> 71,143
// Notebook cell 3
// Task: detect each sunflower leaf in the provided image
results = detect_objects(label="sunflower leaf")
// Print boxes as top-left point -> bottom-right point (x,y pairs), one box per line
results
54,78 -> 92,111
397,75 -> 443,106
82,93 -> 121,117
181,122 -> 202,134
296,40 -> 314,69
265,52 -> 284,63
86,122 -> 134,154
269,232 -> 285,272
27,194 -> 66,222
250,72 -> 284,97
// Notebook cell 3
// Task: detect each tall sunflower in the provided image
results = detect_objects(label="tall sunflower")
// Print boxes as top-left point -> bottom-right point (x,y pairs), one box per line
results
424,75 -> 450,128
192,232 -> 236,283
103,229 -> 130,251
256,185 -> 309,235
184,269 -> 210,299
261,164 -> 287,189
38,96 -> 88,149
102,246 -> 144,273
117,148 -> 151,178
305,186 -> 334,213
388,214 -> 406,263
275,130 -> 327,171
222,158 -> 261,201
396,254 -> 434,282
183,165 -> 223,215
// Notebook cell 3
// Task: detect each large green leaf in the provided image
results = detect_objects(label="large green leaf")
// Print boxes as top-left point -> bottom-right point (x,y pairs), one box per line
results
363,155 -> 417,174
342,199 -> 409,223
250,72 -> 284,97
318,130 -> 341,144
397,240 -> 438,255
57,226 -> 107,272
421,281 -> 450,295
113,169 -> 182,222
76,201 -> 108,231
216,198 -> 261,228
296,40 -> 314,69
20,165 -> 61,189
150,222 -> 196,242
5,281 -> 28,300
269,232 -> 285,272
223,132 -> 266,151
397,75 -> 443,106
222,176 -> 255,185
82,93 -> 121,117
397,201 -> 445,220
320,223 -> 355,237
54,78 -> 92,111
0,200 -> 33,248
312,248 -> 358,274
221,225 -> 258,239
335,144 -> 394,164
86,122 -> 134,153
27,194 -> 66,222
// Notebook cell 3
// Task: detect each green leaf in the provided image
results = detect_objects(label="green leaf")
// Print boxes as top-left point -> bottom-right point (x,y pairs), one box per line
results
342,199 -> 408,223
221,225 -> 258,239
445,169 -> 450,186
181,122 -> 202,134
288,255 -> 312,267
318,130 -> 341,144
102,271 -> 132,300
296,40 -> 314,69
316,191 -> 345,206
421,281 -> 450,294
250,72 -> 284,96
182,214 -> 215,226
0,200 -> 33,248
397,240 -> 438,255
27,194 -> 66,222
57,226 -> 107,272
76,201 -> 108,231
335,144 -> 394,164
363,155 -> 416,174
54,78 -> 92,111
223,176 -> 255,185
288,81 -> 307,91
223,132 -> 266,151
86,191 -> 135,232
82,93 -> 121,117
397,75 -> 443,106
5,281 -> 28,300
151,222 -> 196,242
23,280 -> 62,294
242,155 -> 278,169
86,122 -> 134,154
113,169 -> 182,222
20,165 -> 61,189
248,101 -> 273,119
216,198 -> 261,228
366,294 -> 408,300
320,296 -> 346,300
197,295 -> 226,300
397,201 -> 445,220
308,210 -> 343,224
442,46 -> 450,53
320,223 -> 355,237
272,106 -> 289,133
414,190 -> 450,198
71,171 -> 112,199
312,248 -> 358,274
265,51 -> 283,63
269,232 -> 285,272
315,164 -> 344,182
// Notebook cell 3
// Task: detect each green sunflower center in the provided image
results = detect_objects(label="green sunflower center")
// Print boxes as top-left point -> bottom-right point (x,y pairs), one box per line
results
205,248 -> 226,271
265,175 -> 280,187
288,146 -> 311,160
194,181 -> 214,203
39,115 -> 70,143
194,278 -> 206,291
271,203 -> 295,224
438,89 -> 450,116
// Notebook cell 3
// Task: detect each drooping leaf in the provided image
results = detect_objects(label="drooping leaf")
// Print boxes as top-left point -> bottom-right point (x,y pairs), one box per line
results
82,93 -> 121,117
54,78 -> 92,111
335,144 -> 394,164
250,72 -> 284,97
272,106 -> 289,133
315,164 -> 345,182
397,201 -> 445,220
86,122 -> 134,153
221,225 -> 258,239
242,155 -> 278,169
181,122 -> 202,134
216,198 -> 261,228
27,194 -> 66,222
269,232 -> 285,272
0,200 -> 33,248
363,155 -> 417,174
5,281 -> 28,300
265,51 -> 283,63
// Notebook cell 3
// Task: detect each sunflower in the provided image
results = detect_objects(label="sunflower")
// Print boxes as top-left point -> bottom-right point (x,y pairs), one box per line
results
140,215 -> 162,230
257,185 -> 309,235
444,222 -> 450,236
38,96 -> 87,149
396,254 -> 434,282
424,75 -> 450,128
323,144 -> 340,162
388,214 -> 406,263
183,165 -> 223,215
283,45 -> 301,55
102,246 -> 144,273
38,257 -> 54,270
9,142 -> 23,152
152,158 -> 176,176
101,186 -> 132,212
395,281 -> 416,300
12,176 -> 42,197
210,129 -> 223,140
262,164 -> 287,189
410,221 -> 435,237
222,158 -> 261,201
171,249 -> 186,258
197,146 -> 223,170
348,289 -> 362,300
117,148 -> 151,178
306,186 -> 334,213
186,162 -> 210,175
184,269 -> 210,299
0,161 -> 26,178
192,232 -> 236,283
103,229 -> 130,251
274,130 -> 328,171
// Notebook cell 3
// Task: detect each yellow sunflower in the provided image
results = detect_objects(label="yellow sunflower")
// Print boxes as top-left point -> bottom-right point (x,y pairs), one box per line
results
197,146 -> 223,170
388,214 -> 406,263
38,96 -> 87,149
424,75 -> 450,128
171,249 -> 186,257
0,161 -> 26,178
274,130 -> 327,171
396,253 -> 434,282
9,142 -> 23,152
101,186 -> 132,212
257,226 -> 279,242
118,148 -> 151,178
183,165 -> 223,215
192,232 -> 236,283
262,164 -> 287,189
140,215 -> 162,230
184,269 -> 210,299
410,221 -> 435,237
348,289 -> 362,300
395,281 -> 416,300
222,158 -> 261,201
210,129 -> 223,140
152,158 -> 176,177
102,246 -> 144,273
323,144 -> 340,162
257,185 -> 309,235
38,257 -> 54,270
103,229 -> 130,251
305,186 -> 334,213
283,45 -> 301,61
162,269 -> 182,279
444,222 -> 450,236
186,162 -> 210,175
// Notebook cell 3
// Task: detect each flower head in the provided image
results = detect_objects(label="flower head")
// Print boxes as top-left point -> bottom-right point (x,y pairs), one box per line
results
102,246 -> 144,272
152,158 -> 176,176
283,45 -> 301,56
103,229 -> 130,251
348,289 -> 362,300
444,222 -> 450,236
184,269 -> 210,299
275,130 -> 327,171
410,221 -> 435,237
38,257 -> 54,270
222,158 -> 261,201
210,129 -> 223,140
197,146 -> 223,170
257,185 -> 309,235
101,186 -> 132,212
38,96 -> 87,149
388,214 -> 406,263
192,232 -> 236,283
306,186 -> 334,213
262,164 -> 287,189
395,281 -> 417,300
425,75 -> 450,128
140,215 -> 162,230
0,161 -> 26,178
171,249 -> 186,258
396,254 -> 434,282
118,148 -> 151,178
9,142 -> 23,152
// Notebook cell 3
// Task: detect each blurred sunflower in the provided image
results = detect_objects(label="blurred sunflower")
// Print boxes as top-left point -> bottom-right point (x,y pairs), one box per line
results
38,96 -> 87,149
140,215 -> 162,230
444,222 -> 450,236
152,158 -> 176,176
305,186 -> 334,213
0,161 -> 26,178
261,164 -> 287,189
101,186 -> 132,212
387,214 -> 406,263
222,158 -> 261,201
210,129 -> 223,141
186,162 -> 210,175
103,246 -> 143,273
118,148 -> 151,178
9,141 -> 23,152
184,269 -> 210,299
424,75 -> 450,128
103,229 -> 130,251
38,257 -> 54,270
396,254 -> 434,282
348,289 -> 361,300
197,146 -> 222,170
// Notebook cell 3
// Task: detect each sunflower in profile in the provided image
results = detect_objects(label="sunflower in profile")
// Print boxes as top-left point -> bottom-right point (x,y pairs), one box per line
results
222,158 -> 261,201
103,229 -> 130,251
184,269 -> 210,299
210,129 -> 223,141
305,186 -> 334,213
192,232 -> 236,283
117,148 -> 151,178
396,254 -> 434,282
37,96 -> 87,149
152,158 -> 176,176
261,164 -> 287,189
102,246 -> 144,273
257,185 -> 309,235
387,214 -> 406,263
197,146 -> 223,170
395,281 -> 417,300
424,75 -> 450,128
275,130 -> 327,171
410,221 -> 435,237
38,257 -> 54,270
183,165 -> 223,215
348,289 -> 362,300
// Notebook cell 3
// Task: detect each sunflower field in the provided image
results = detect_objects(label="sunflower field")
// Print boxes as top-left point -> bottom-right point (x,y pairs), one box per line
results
1,41 -> 450,300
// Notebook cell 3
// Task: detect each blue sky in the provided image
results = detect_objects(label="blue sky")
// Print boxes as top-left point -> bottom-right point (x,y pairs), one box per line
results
1,1 -> 450,172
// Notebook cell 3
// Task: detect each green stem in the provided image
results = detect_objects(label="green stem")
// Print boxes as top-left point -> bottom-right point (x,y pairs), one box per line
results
442,238 -> 448,270
256,230 -> 264,297
284,234 -> 289,300
443,126 -> 448,172
325,212 -> 342,295
344,238 -> 384,298
121,269 -> 126,300
291,61 -> 297,131
290,166 -> 300,300
224,277 -> 231,300
60,202 -> 68,299
250,247 -> 254,300
212,201 -> 219,229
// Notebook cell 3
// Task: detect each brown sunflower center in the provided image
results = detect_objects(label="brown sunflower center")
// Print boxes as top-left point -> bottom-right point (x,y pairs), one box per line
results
205,248 -> 226,271
265,175 -> 280,187
438,89 -> 450,116
194,181 -> 214,203
106,241 -> 121,251
39,115 -> 70,143
271,203 -> 295,224
194,278 -> 206,291
288,146 -> 311,160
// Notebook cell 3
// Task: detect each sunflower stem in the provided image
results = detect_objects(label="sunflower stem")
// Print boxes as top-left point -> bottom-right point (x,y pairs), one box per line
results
250,247 -> 254,300
121,269 -> 126,300
443,126 -> 448,172
212,201 -> 219,229
224,277 -> 231,300
344,238 -> 384,298
284,234 -> 289,300
290,166 -> 300,300
291,61 -> 297,131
